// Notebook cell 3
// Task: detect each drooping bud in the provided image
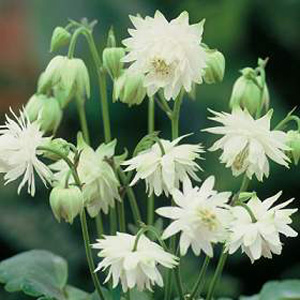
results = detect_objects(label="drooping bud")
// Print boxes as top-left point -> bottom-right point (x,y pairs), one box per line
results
25,94 -> 63,133
103,47 -> 125,79
229,67 -> 269,115
50,186 -> 84,224
113,70 -> 147,106
203,48 -> 225,84
41,138 -> 71,161
50,27 -> 71,53
286,130 -> 300,165
106,26 -> 117,48
40,56 -> 90,100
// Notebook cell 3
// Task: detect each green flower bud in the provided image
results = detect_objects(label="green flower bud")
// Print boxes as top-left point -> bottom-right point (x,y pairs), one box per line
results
113,70 -> 147,107
42,138 -> 71,161
25,94 -> 63,133
50,186 -> 84,224
40,56 -> 90,101
286,130 -> 300,165
229,68 -> 269,115
103,47 -> 125,79
204,49 -> 225,84
50,27 -> 71,53
106,26 -> 117,48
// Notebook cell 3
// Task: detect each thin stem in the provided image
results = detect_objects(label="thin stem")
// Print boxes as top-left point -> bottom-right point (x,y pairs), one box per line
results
39,146 -> 105,300
165,92 -> 184,300
206,250 -> 228,300
189,256 -> 210,299
80,209 -> 105,300
118,169 -> 142,225
75,95 -> 104,238
117,200 -> 126,232
174,266 -> 185,300
75,96 -> 91,145
207,175 -> 250,300
147,97 -> 155,226
235,202 -> 257,223
68,27 -> 86,59
84,30 -> 117,235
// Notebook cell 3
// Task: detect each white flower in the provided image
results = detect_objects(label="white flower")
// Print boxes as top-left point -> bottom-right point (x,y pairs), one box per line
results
204,109 -> 290,181
50,139 -> 120,216
157,176 -> 231,257
226,192 -> 298,263
92,232 -> 178,292
0,109 -> 52,196
122,11 -> 207,100
122,135 -> 204,196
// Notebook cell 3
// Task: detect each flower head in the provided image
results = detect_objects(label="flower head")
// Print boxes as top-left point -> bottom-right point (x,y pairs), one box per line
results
226,192 -> 298,262
0,109 -> 52,196
122,11 -> 207,100
122,135 -> 204,196
92,232 -> 178,292
50,137 -> 120,216
157,176 -> 231,257
204,109 -> 290,181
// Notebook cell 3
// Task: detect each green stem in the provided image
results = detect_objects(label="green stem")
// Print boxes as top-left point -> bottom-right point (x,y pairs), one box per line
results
80,209 -> 106,300
174,266 -> 185,300
75,95 -> 104,238
206,250 -> 228,300
235,202 -> 257,223
118,169 -> 142,225
84,30 -> 117,235
75,96 -> 91,145
39,146 -> 105,300
207,175 -> 250,300
117,200 -> 126,232
68,27 -> 86,59
147,97 -> 155,225
189,256 -> 210,299
165,92 -> 184,300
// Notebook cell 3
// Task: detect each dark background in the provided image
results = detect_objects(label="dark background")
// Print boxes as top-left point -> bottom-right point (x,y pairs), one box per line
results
0,0 -> 299,299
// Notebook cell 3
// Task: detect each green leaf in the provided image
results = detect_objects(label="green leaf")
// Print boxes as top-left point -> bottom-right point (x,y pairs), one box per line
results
0,250 -> 68,300
260,280 -> 300,300
133,131 -> 160,157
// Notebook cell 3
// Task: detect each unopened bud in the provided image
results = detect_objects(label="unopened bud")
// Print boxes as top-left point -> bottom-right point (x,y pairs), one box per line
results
113,70 -> 147,106
286,130 -> 300,165
42,138 -> 71,161
50,186 -> 84,224
204,49 -> 225,84
41,56 -> 90,100
103,47 -> 125,79
50,27 -> 71,52
25,94 -> 62,133
229,68 -> 269,115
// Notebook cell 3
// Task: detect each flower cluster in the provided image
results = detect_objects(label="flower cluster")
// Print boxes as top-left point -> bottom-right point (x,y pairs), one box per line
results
204,108 -> 290,181
226,192 -> 297,262
122,11 -> 207,100
122,135 -> 204,196
157,176 -> 231,257
0,109 -> 52,196
0,9 -> 298,300
92,232 -> 178,291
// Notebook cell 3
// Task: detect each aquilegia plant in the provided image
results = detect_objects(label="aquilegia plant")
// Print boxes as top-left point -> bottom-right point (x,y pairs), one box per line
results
0,11 -> 300,300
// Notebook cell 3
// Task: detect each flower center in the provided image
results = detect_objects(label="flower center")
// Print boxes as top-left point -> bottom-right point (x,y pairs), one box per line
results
151,57 -> 171,76
196,208 -> 218,231
233,144 -> 249,171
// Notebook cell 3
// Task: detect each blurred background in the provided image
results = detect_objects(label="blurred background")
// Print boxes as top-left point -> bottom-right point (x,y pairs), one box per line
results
0,0 -> 299,299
